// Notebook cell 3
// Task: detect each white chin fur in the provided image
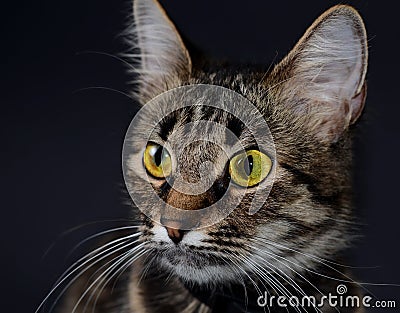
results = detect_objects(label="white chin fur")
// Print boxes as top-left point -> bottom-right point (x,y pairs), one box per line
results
150,225 -> 239,285
161,260 -> 239,285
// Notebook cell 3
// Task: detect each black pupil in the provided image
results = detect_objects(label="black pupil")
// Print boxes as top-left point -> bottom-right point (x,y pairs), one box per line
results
244,155 -> 253,176
154,147 -> 163,166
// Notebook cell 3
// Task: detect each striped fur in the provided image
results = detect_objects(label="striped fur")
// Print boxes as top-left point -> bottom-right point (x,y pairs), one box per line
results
58,1 -> 368,313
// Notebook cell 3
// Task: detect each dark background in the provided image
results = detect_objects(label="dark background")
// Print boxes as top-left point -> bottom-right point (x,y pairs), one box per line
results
5,0 -> 400,312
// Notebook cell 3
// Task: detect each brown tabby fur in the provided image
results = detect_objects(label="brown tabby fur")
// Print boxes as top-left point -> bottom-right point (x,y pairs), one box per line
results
58,1 -> 368,312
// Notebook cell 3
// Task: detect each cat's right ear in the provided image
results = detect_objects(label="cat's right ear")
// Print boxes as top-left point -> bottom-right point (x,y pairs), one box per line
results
132,0 -> 192,103
269,5 -> 368,143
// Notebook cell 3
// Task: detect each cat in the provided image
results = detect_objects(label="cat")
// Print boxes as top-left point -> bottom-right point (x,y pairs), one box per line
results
55,0 -> 369,312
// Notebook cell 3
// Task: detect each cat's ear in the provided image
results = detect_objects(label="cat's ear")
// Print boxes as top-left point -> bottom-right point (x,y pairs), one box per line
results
270,5 -> 368,142
132,0 -> 192,102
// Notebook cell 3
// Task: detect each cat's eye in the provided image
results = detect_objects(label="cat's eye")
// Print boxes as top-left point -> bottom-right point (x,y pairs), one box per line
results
143,143 -> 172,178
229,150 -> 272,187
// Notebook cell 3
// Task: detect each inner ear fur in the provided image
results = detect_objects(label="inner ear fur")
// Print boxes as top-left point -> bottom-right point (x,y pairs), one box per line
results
268,5 -> 368,142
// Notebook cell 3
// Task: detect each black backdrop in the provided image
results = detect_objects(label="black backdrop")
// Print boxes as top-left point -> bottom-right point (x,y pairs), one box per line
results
5,0 -> 400,312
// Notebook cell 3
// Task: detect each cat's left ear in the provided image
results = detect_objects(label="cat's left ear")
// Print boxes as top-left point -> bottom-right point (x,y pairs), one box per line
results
132,0 -> 192,103
270,5 -> 368,142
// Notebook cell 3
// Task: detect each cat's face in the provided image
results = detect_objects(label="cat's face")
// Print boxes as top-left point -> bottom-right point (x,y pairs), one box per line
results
125,0 -> 368,286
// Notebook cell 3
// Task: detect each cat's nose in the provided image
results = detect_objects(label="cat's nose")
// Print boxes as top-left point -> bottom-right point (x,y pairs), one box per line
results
165,227 -> 185,244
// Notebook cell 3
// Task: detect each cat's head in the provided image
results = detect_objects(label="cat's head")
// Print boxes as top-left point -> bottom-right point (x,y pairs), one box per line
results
125,0 -> 368,286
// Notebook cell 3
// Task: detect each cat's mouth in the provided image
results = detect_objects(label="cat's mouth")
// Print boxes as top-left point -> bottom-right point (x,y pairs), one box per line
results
146,243 -> 240,285
153,244 -> 226,268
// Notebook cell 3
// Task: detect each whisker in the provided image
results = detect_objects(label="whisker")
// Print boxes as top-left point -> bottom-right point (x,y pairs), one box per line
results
137,252 -> 158,285
76,50 -> 137,72
222,255 -> 249,307
252,237 -> 400,296
239,252 -> 302,313
49,239 -> 141,313
219,254 -> 251,310
83,248 -> 138,313
250,240 -> 336,292
224,251 -> 272,313
41,219 -> 138,260
247,242 -> 353,313
73,86 -> 137,102
109,247 -> 149,291
246,245 -> 322,313
67,225 -> 141,259
72,247 -> 147,313
85,246 -> 147,313
36,233 -> 141,313
254,236 -> 376,269
55,232 -> 141,286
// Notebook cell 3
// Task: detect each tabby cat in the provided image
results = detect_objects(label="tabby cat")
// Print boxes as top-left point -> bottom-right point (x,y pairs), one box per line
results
56,0 -> 369,312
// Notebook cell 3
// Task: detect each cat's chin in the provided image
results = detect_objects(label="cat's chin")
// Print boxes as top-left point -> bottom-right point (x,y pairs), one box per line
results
154,249 -> 238,285
160,259 -> 238,285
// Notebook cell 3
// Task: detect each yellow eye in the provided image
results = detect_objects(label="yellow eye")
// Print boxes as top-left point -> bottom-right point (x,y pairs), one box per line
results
143,143 -> 172,178
229,150 -> 272,187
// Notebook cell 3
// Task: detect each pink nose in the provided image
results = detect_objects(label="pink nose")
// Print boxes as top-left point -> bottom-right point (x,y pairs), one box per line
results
165,227 -> 185,244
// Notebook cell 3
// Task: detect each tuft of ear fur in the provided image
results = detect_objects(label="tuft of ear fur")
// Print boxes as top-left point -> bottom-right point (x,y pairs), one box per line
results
269,5 -> 368,142
132,0 -> 192,103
